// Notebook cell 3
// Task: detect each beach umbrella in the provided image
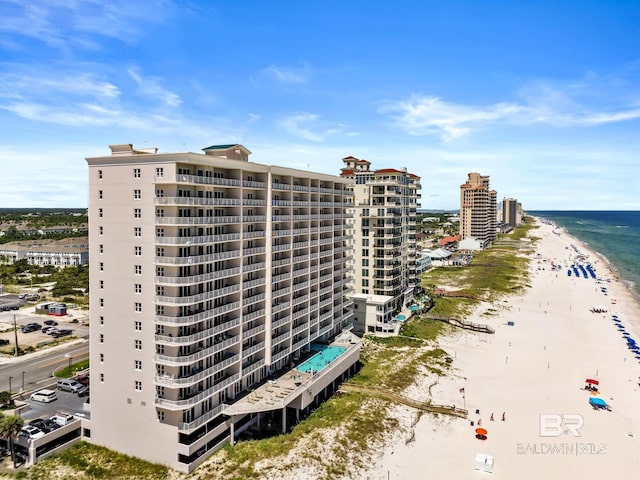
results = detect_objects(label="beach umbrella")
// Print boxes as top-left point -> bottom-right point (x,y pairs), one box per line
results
475,427 -> 487,437
585,379 -> 599,385
623,332 -> 631,337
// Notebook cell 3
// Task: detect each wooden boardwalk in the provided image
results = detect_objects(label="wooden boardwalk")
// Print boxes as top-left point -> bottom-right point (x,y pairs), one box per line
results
338,384 -> 468,418
425,315 -> 495,334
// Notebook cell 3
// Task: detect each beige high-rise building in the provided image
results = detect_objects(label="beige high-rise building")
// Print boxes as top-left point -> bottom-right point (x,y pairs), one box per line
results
85,144 -> 358,472
459,172 -> 497,249
501,197 -> 522,229
340,157 -> 421,311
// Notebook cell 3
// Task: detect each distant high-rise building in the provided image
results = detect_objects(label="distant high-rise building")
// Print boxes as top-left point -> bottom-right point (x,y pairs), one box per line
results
85,143 -> 359,472
340,157 -> 421,311
459,172 -> 496,249
501,197 -> 521,229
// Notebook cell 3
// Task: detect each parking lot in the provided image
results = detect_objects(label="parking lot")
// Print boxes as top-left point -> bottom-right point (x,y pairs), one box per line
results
21,382 -> 90,424
0,297 -> 89,352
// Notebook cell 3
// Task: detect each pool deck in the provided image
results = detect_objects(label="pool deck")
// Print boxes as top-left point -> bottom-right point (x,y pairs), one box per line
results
223,330 -> 361,417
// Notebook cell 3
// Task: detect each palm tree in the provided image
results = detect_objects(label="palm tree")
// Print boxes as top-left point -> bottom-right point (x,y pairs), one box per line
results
0,414 -> 24,467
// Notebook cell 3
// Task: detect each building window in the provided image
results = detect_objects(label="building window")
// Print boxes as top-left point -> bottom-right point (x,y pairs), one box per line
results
156,167 -> 164,178
99,298 -> 104,307
98,169 -> 103,179
99,262 -> 104,272
134,208 -> 141,218
99,244 -> 104,254
99,315 -> 104,325
156,189 -> 164,197
362,249 -> 369,257
134,321 -> 142,331
134,339 -> 142,349
134,284 -> 142,294
133,168 -> 141,178
134,189 -> 141,199
98,190 -> 103,199
156,247 -> 164,257
157,411 -> 165,421
156,305 -> 164,315
134,265 -> 142,275
362,238 -> 369,246
156,228 -> 164,237
134,227 -> 141,237
362,269 -> 369,277
98,208 -> 103,218
134,246 -> 142,256
134,302 -> 142,312
98,226 -> 103,236
362,279 -> 369,287
362,259 -> 369,266
156,209 -> 164,218
99,334 -> 104,343
99,280 -> 104,289
134,360 -> 142,370
156,286 -> 164,296
100,373 -> 104,383
134,381 -> 142,391
156,267 -> 164,276
99,353 -> 104,363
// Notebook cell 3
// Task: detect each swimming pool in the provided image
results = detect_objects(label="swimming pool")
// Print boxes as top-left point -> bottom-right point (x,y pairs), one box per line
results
396,314 -> 407,321
297,345 -> 347,373
409,305 -> 420,312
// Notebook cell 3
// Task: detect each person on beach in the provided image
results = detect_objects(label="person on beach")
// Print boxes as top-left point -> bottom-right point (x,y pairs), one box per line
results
502,412 -> 506,421
490,413 -> 494,421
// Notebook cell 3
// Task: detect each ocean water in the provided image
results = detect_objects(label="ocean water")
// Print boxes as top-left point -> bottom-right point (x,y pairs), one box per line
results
530,211 -> 640,297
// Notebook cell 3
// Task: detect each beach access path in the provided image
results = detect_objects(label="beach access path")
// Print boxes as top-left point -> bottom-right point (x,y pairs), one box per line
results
370,218 -> 640,479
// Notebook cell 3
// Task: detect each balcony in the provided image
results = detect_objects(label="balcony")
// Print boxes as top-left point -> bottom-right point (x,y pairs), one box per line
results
155,335 -> 240,366
155,233 -> 242,246
155,267 -> 241,285
155,250 -> 240,266
155,284 -> 241,306
154,197 -> 241,207
155,373 -> 241,410
242,341 -> 265,357
177,402 -> 228,433
155,301 -> 241,326
155,317 -> 241,345
155,216 -> 241,226
154,353 -> 240,387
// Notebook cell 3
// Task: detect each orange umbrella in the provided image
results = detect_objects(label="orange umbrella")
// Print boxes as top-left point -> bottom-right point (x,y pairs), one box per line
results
585,378 -> 599,385
475,428 -> 487,436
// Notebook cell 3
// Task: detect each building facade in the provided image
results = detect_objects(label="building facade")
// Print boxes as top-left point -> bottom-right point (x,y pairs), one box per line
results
350,293 -> 395,335
501,197 -> 522,230
85,144 -> 356,472
459,172 -> 497,249
0,238 -> 88,266
340,157 -> 421,310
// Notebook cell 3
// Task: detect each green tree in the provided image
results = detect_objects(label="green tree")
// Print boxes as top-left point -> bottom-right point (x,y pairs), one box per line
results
0,414 -> 25,467
0,391 -> 12,409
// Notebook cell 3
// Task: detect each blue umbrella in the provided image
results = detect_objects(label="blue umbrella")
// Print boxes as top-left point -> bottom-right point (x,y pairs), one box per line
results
623,332 -> 631,336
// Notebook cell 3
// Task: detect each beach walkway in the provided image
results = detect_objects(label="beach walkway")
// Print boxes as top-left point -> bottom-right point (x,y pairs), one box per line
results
425,314 -> 495,334
338,383 -> 468,418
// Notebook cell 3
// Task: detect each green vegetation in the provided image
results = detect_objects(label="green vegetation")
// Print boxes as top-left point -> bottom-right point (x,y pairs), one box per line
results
420,221 -> 539,319
55,359 -> 89,378
18,442 -> 169,480
0,414 -> 24,468
0,209 -> 87,245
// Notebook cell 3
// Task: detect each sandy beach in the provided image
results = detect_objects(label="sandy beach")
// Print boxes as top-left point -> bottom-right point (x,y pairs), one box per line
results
364,217 -> 640,479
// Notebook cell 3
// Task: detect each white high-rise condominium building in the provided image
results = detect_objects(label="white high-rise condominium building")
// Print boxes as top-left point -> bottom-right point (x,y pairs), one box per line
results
340,157 -> 421,311
460,172 -> 497,249
85,144 -> 358,472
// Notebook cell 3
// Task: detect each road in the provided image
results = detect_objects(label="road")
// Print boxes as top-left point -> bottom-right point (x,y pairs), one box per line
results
0,342 -> 89,394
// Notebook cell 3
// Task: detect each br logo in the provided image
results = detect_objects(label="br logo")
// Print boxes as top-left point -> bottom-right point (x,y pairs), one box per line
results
539,414 -> 584,437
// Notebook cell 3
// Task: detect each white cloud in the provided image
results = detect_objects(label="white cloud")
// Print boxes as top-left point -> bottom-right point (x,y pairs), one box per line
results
381,80 -> 640,141
279,112 -> 340,142
127,69 -> 181,107
264,64 -> 310,85
0,0 -> 173,50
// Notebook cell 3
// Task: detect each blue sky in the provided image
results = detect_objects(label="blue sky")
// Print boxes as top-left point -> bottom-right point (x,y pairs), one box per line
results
1,0 -> 640,210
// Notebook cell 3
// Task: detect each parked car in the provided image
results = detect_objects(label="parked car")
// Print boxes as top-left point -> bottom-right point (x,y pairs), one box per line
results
21,323 -> 41,333
75,374 -> 90,386
1,306 -> 10,312
29,419 -> 52,433
57,379 -> 83,393
51,329 -> 73,338
50,412 -> 75,426
10,305 -> 19,310
77,386 -> 90,397
44,320 -> 58,326
20,425 -> 45,440
0,339 -> 9,346
30,389 -> 57,403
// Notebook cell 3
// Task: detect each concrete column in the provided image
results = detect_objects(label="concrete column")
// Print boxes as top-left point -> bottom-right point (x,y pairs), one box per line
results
230,417 -> 235,446
282,407 -> 287,433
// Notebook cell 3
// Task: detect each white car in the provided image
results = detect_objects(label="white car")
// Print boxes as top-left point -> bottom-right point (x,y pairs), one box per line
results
20,425 -> 45,439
